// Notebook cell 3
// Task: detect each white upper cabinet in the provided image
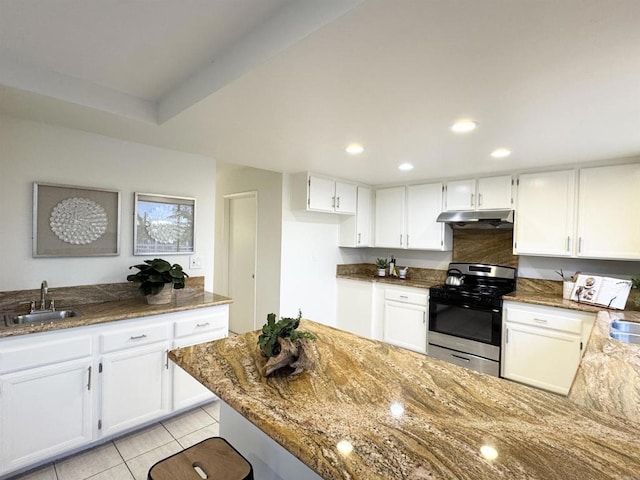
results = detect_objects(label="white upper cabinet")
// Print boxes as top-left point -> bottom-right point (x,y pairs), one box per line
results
374,183 -> 450,250
292,172 -> 357,214
577,163 -> 640,260
445,179 -> 475,210
374,186 -> 405,248
445,175 -> 512,211
334,181 -> 357,214
339,186 -> 372,247
477,175 -> 513,210
514,170 -> 576,256
406,183 -> 451,250
515,163 -> 640,260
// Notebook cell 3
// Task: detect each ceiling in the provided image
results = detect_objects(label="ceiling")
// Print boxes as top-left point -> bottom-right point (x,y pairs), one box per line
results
1,0 -> 639,185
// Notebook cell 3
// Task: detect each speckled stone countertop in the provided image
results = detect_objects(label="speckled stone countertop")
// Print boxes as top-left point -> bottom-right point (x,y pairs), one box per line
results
0,290 -> 232,339
170,320 -> 640,480
569,310 -> 640,422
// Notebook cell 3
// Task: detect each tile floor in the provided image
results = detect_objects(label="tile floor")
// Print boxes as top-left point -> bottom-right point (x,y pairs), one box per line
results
9,401 -> 221,480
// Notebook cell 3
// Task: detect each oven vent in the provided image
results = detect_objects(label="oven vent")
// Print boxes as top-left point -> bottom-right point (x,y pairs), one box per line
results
436,209 -> 514,229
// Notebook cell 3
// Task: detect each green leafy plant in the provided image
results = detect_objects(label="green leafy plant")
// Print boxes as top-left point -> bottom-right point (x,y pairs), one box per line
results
632,274 -> 640,290
257,310 -> 316,357
127,258 -> 189,296
376,257 -> 388,269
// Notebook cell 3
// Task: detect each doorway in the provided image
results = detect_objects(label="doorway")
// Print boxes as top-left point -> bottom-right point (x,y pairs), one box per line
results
225,192 -> 257,334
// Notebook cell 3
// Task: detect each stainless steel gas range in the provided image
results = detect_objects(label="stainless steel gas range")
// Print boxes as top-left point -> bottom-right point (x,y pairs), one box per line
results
427,263 -> 517,376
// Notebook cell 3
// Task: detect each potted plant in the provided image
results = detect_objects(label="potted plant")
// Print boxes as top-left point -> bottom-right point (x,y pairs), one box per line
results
376,257 -> 388,277
127,258 -> 189,305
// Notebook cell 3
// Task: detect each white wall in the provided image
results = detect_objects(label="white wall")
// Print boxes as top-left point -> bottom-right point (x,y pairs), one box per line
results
280,174 -> 344,326
214,165 -> 283,327
0,115 -> 217,292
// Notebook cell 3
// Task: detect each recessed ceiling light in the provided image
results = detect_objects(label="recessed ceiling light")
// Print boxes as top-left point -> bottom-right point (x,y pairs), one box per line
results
345,144 -> 364,155
491,148 -> 512,158
398,163 -> 414,171
450,120 -> 478,133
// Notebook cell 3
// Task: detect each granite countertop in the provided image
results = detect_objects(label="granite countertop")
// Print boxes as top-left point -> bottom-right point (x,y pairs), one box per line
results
169,320 -> 640,480
503,290 -> 611,313
337,272 -> 443,290
569,310 -> 640,420
0,290 -> 232,339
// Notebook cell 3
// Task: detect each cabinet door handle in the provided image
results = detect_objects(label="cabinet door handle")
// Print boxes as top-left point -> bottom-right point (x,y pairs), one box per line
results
478,192 -> 483,207
196,322 -> 210,328
578,237 -> 583,254
165,350 -> 169,369
336,196 -> 340,209
505,328 -> 509,344
357,233 -> 361,244
470,193 -> 475,207
87,366 -> 92,390
400,234 -> 403,246
332,196 -> 335,208
567,236 -> 571,252
130,334 -> 147,340
423,311 -> 426,324
406,234 -> 410,247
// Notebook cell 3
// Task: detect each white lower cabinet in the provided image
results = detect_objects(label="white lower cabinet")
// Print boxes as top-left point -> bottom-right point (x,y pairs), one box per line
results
336,279 -> 374,338
0,358 -> 93,474
383,287 -> 428,353
100,343 -> 171,437
0,304 -> 229,478
501,301 -> 594,395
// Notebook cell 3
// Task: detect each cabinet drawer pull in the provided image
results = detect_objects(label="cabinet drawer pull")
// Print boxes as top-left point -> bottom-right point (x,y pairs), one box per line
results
451,354 -> 471,363
130,334 -> 147,340
533,318 -> 548,324
399,295 -> 409,299
196,322 -> 210,328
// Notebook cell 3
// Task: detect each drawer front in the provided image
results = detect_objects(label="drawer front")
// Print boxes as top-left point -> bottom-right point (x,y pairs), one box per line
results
101,323 -> 170,353
385,288 -> 428,306
174,308 -> 228,338
0,334 -> 92,374
504,307 -> 582,334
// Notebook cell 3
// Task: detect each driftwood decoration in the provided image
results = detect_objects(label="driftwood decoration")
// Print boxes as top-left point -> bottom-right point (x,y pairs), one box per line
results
258,310 -> 317,377
263,337 -> 314,377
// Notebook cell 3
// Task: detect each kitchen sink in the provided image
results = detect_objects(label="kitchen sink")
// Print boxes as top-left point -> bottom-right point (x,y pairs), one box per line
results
3,309 -> 81,327
611,320 -> 640,335
610,320 -> 640,345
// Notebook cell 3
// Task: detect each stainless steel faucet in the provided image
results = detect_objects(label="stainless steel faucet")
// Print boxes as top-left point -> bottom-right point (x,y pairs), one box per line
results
40,280 -> 48,310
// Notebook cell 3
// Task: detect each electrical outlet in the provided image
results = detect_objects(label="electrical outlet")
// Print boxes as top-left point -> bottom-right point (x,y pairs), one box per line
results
189,256 -> 202,269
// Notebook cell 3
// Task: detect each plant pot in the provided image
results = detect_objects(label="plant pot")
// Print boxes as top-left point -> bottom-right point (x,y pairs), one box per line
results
377,268 -> 386,277
146,285 -> 173,305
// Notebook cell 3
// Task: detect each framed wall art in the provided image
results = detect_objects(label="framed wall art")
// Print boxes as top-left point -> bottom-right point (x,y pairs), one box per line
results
33,182 -> 121,257
134,193 -> 195,255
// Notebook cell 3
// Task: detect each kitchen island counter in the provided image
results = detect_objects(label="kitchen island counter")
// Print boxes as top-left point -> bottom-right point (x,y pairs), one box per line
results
169,320 -> 640,480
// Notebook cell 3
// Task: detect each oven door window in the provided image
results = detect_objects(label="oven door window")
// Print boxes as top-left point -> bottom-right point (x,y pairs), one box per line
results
429,301 -> 500,345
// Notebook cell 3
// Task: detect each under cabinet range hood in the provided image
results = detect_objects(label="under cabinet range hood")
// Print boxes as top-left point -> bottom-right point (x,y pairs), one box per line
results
436,209 -> 514,229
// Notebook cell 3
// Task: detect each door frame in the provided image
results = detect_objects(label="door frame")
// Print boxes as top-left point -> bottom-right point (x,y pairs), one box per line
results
223,191 -> 258,331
